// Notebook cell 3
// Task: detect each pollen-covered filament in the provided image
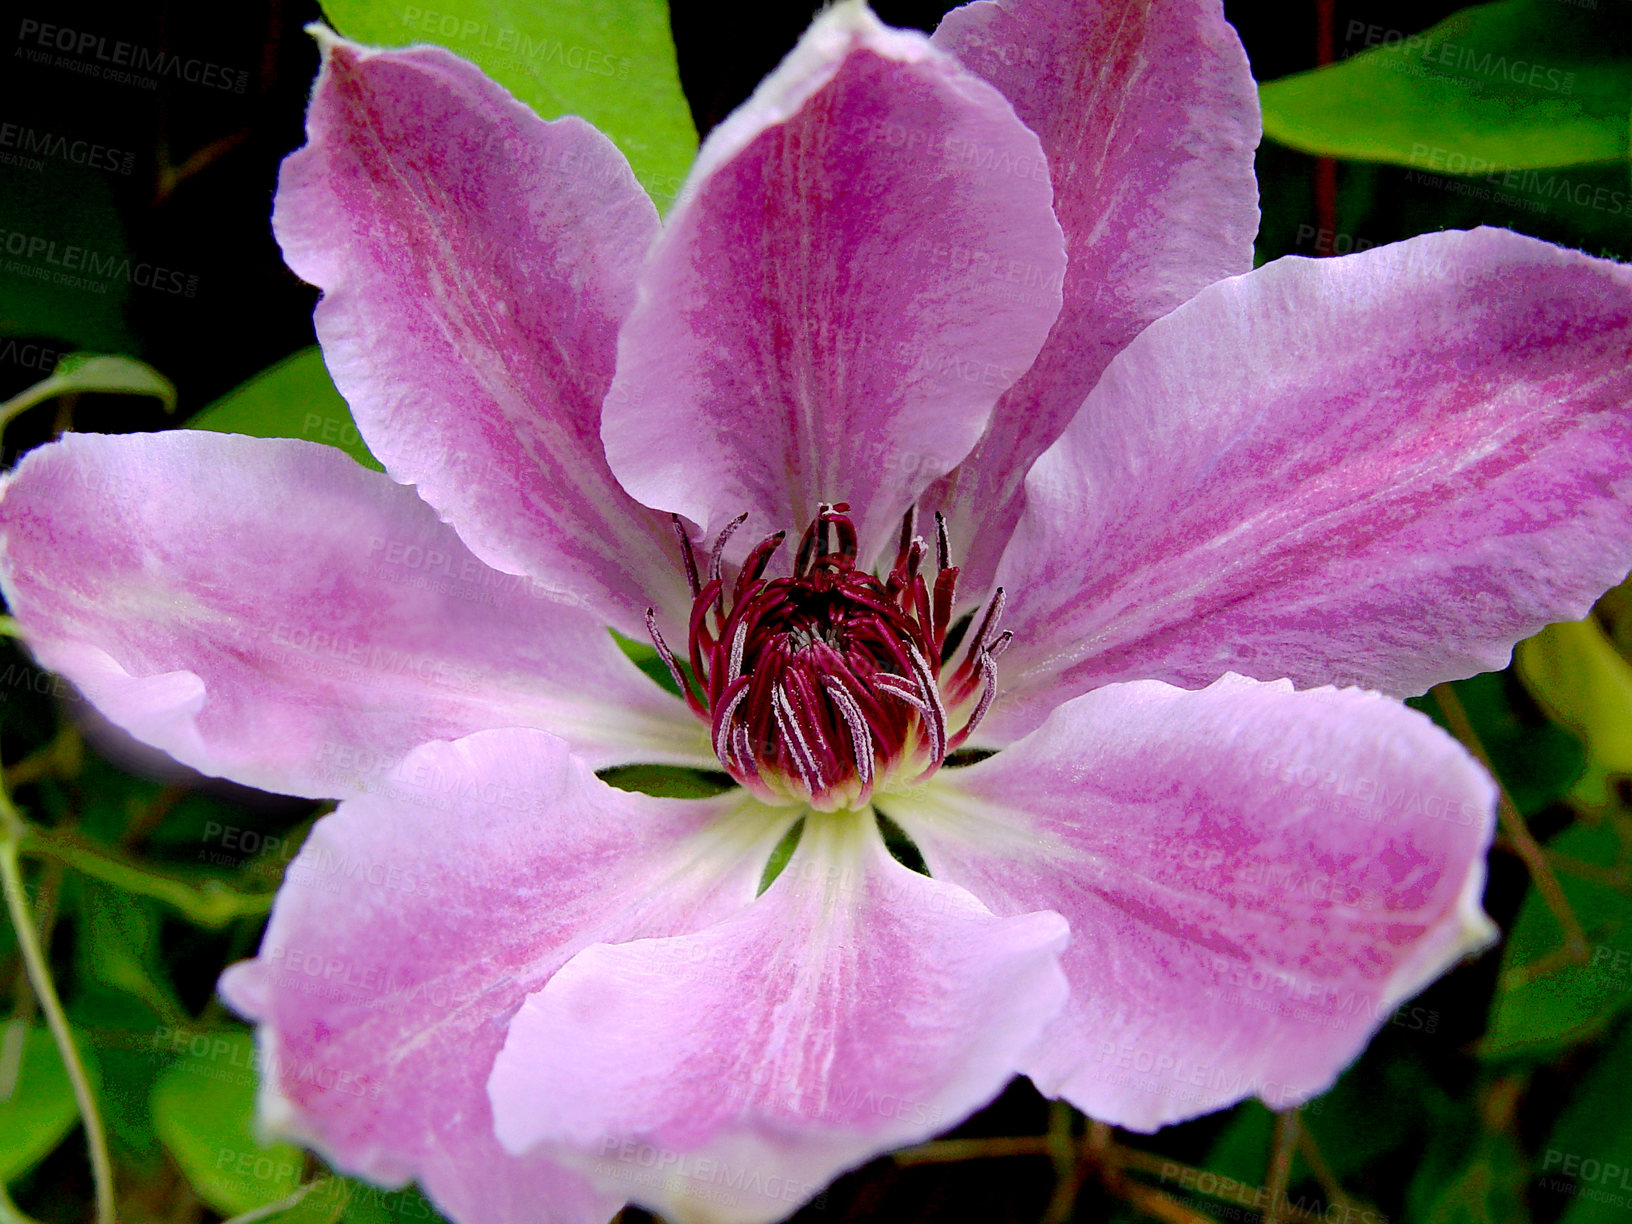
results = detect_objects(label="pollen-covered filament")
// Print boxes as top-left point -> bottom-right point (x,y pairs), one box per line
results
647,503 -> 1008,811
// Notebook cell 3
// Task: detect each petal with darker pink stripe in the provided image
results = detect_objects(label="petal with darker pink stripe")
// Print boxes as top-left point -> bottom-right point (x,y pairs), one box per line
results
884,675 -> 1497,1131
221,729 -> 792,1224
925,0 -> 1261,601
274,32 -> 682,638
989,228 -> 1632,742
0,432 -> 712,799
601,3 -> 1065,570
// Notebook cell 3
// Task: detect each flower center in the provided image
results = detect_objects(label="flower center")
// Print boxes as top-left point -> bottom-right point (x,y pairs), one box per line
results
647,503 -> 1008,811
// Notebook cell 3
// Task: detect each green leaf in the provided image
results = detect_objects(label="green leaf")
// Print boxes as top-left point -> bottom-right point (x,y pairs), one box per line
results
0,1024 -> 96,1184
1412,1128 -> 1532,1224
757,816 -> 805,893
1259,0 -> 1632,171
1483,822 -> 1632,1058
185,1169 -> 452,1224
319,0 -> 696,209
1597,577 -> 1632,660
48,353 -> 176,409
1517,618 -> 1632,809
1539,1019 -> 1632,1224
1303,1040 -> 1455,1182
89,1035 -> 168,1176
597,764 -> 734,799
0,162 -> 133,352
332,1177 -> 452,1223
0,352 -> 175,435
151,1028 -> 307,1215
188,346 -> 381,471
611,628 -> 686,697
1201,1100 -> 1276,1186
1411,672 -> 1585,816
71,882 -> 186,1028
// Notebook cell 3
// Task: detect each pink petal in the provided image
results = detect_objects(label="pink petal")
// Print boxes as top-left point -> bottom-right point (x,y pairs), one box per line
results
990,228 -> 1632,741
220,728 -> 793,1224
926,0 -> 1261,598
490,811 -> 1068,1224
0,432 -> 712,799
274,32 -> 684,638
884,674 -> 1497,1131
600,2 -> 1066,568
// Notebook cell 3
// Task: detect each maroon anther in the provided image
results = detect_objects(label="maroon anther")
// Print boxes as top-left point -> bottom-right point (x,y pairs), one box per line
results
647,503 -> 1007,810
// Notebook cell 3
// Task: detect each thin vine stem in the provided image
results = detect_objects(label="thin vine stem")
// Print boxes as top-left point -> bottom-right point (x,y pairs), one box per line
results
0,833 -> 114,1224
1431,682 -> 1590,962
17,828 -> 273,927
891,1135 -> 1052,1164
1263,1110 -> 1300,1224
217,1180 -> 317,1224
1040,1099 -> 1085,1224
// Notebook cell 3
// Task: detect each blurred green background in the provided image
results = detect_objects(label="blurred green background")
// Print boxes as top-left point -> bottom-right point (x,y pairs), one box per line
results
2,0 -> 1631,1221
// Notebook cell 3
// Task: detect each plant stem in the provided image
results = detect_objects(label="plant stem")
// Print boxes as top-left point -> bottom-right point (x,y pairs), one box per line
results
1042,1098 -> 1083,1224
1263,1110 -> 1299,1224
0,834 -> 114,1224
1296,1123 -> 1375,1221
1,859 -> 58,1097
3,728 -> 81,791
1431,683 -> 1590,962
892,1135 -> 1053,1164
217,1181 -> 317,1224
1125,1182 -> 1221,1224
18,828 -> 273,927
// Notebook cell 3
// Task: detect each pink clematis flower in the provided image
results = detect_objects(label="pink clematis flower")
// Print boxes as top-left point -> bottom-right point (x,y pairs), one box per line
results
4,0 -> 1632,1220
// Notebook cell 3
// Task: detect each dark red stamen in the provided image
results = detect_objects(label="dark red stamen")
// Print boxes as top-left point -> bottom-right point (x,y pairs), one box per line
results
670,514 -> 700,600
651,503 -> 1008,809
